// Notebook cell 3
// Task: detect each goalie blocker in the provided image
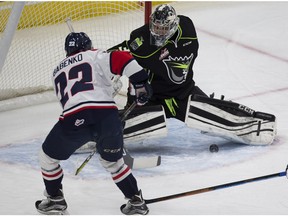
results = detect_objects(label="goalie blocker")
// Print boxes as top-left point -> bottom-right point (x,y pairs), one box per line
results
185,95 -> 276,145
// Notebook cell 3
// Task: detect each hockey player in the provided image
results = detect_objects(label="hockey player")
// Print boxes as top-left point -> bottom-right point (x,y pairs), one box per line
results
109,4 -> 206,122
35,32 -> 151,215
109,4 -> 276,146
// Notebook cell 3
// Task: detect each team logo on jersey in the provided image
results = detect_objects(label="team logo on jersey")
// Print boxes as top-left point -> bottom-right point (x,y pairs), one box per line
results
129,37 -> 144,51
183,41 -> 192,47
75,119 -> 85,126
162,53 -> 194,84
159,48 -> 169,60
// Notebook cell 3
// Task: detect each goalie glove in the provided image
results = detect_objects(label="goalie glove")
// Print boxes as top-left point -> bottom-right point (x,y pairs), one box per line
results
133,81 -> 153,106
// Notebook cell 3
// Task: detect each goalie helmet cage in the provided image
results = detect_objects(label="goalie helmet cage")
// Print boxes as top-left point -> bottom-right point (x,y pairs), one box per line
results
0,1 -> 153,110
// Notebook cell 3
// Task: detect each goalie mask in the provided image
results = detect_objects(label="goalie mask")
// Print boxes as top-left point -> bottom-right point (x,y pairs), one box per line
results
149,4 -> 179,47
65,32 -> 92,57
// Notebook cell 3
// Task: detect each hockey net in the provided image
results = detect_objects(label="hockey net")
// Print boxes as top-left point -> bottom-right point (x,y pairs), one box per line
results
0,1 -> 152,111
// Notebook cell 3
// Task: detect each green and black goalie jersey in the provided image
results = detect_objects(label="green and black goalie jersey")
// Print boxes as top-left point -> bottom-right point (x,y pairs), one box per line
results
126,15 -> 199,100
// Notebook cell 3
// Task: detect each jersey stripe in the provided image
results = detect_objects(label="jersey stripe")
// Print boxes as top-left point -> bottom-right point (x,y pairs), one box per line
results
60,101 -> 117,119
112,164 -> 131,183
41,165 -> 63,181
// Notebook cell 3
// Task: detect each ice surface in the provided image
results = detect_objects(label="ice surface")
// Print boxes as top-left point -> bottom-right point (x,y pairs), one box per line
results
1,2 -> 288,215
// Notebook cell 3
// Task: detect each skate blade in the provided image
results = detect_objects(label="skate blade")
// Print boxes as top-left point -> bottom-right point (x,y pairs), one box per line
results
37,209 -> 69,215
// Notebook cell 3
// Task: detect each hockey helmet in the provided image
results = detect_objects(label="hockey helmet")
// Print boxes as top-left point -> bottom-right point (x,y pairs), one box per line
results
65,32 -> 92,57
149,4 -> 179,47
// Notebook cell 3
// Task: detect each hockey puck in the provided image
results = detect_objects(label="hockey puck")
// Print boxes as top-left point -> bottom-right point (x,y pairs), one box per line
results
209,144 -> 219,153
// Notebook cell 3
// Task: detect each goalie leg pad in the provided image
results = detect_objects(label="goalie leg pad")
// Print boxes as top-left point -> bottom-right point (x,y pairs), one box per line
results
122,105 -> 168,142
185,95 -> 277,145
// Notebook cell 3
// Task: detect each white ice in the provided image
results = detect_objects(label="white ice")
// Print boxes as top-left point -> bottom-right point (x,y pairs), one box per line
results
1,2 -> 288,215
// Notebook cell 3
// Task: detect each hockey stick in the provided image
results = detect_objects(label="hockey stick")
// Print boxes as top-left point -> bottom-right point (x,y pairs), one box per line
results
65,17 -> 75,32
123,147 -> 161,169
120,101 -> 137,122
120,103 -> 161,169
75,150 -> 96,175
145,170 -> 287,204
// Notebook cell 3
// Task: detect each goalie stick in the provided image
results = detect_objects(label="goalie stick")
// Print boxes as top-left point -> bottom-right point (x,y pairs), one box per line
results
75,102 -> 161,175
144,169 -> 287,204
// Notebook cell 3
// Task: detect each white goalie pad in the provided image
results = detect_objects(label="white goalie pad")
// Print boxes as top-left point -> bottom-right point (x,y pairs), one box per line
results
185,95 -> 277,145
122,105 -> 167,142
75,105 -> 167,154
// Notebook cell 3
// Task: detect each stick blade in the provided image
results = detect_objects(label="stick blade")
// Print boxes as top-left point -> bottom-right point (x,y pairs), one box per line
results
133,156 -> 161,169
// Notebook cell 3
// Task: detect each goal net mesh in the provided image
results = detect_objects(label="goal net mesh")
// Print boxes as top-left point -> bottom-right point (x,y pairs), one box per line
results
0,1 -> 147,104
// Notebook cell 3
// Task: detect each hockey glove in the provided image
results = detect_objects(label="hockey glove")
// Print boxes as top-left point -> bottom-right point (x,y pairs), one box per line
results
133,82 -> 153,106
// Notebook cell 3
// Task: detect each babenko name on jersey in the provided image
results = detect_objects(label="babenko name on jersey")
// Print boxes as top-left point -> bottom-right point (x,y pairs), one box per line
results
53,53 -> 83,76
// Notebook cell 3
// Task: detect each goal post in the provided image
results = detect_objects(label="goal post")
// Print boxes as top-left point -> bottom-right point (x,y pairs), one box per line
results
0,2 -> 24,76
0,1 -> 154,110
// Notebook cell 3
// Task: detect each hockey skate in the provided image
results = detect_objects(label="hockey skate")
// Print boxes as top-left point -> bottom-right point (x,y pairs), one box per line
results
121,190 -> 149,215
35,190 -> 68,215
